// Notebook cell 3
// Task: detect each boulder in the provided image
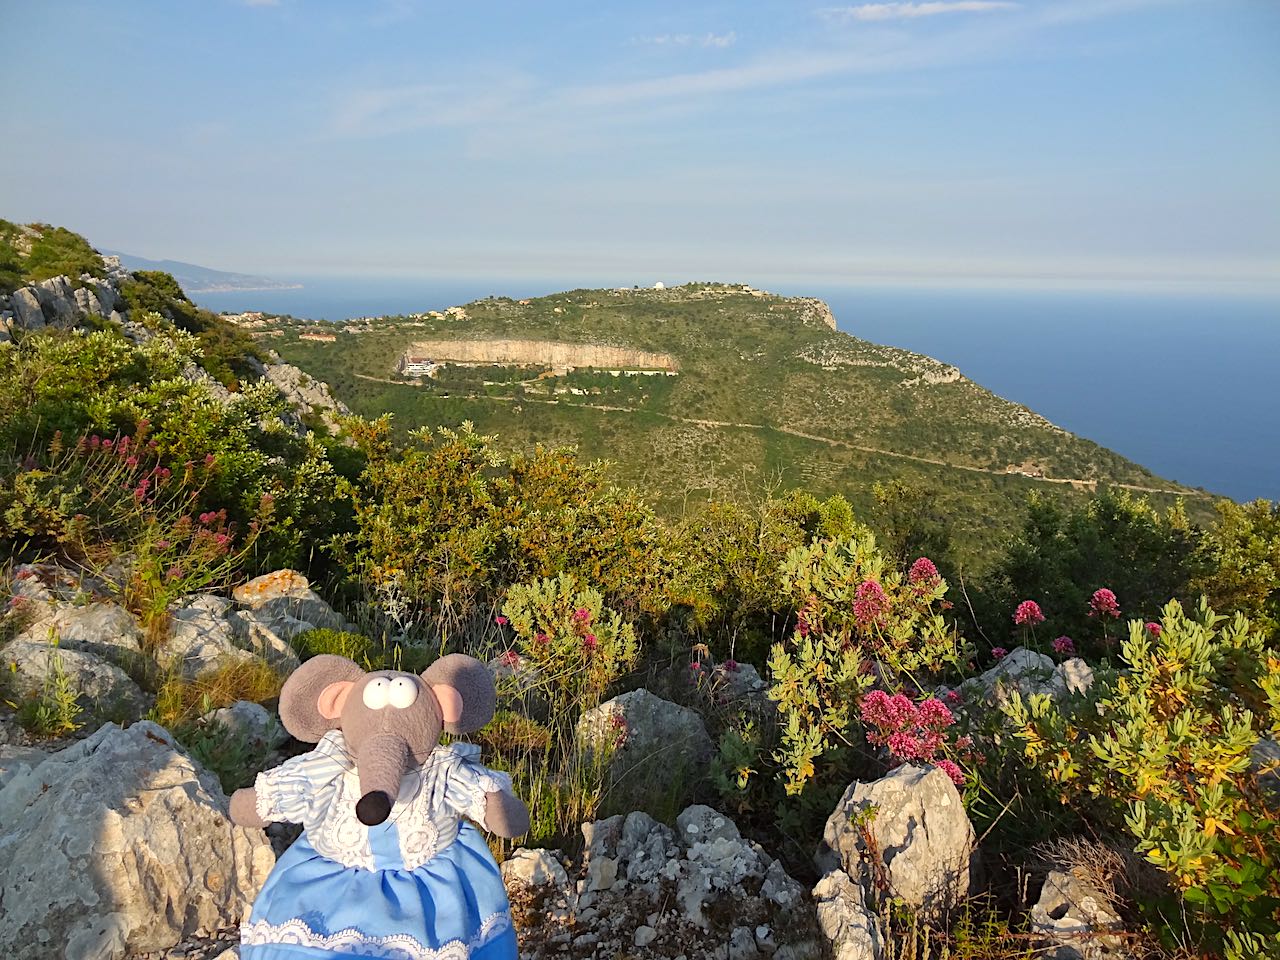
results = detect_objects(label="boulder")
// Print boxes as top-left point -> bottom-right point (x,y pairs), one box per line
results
233,569 -> 313,606
9,287 -> 45,329
0,721 -> 275,958
232,569 -> 348,635
505,805 -> 821,960
813,870 -> 883,960
199,700 -> 285,752
162,595 -> 258,678
227,608 -> 304,671
501,848 -> 569,890
1029,869 -> 1127,959
2,640 -> 148,723
33,276 -> 80,327
819,764 -> 976,918
17,601 -> 143,662
577,688 -> 713,800
961,647 -> 1093,709
7,563 -> 113,609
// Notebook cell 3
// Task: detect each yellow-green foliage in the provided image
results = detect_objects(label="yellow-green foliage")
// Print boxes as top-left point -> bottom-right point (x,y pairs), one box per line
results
1003,599 -> 1280,944
347,417 -> 673,630
499,573 -> 639,717
768,528 -> 966,795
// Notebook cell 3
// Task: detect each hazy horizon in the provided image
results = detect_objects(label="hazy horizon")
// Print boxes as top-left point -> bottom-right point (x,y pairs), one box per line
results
3,0 -> 1277,293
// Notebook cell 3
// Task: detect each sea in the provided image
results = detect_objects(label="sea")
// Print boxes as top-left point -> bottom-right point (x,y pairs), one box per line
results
192,278 -> 1280,504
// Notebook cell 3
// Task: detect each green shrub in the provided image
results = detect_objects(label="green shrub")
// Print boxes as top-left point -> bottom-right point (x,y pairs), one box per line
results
20,224 -> 103,286
10,646 -> 82,738
290,627 -> 378,667
499,573 -> 639,719
768,529 -> 968,796
1196,498 -> 1280,641
173,714 -> 280,794
1002,599 -> 1280,949
346,418 -> 673,637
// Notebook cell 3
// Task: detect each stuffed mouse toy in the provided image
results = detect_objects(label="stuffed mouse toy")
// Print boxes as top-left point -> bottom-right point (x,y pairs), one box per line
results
228,653 -> 529,959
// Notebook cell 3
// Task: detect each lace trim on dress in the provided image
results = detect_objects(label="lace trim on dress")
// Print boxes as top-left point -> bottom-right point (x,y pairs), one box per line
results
241,910 -> 512,960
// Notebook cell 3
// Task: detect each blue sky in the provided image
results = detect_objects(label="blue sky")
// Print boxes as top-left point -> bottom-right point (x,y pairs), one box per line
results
2,0 -> 1277,290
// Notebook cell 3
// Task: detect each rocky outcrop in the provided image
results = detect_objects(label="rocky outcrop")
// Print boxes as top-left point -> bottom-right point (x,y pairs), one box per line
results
504,805 -> 822,959
2,640 -> 149,723
1030,869 -> 1127,959
577,688 -> 713,802
260,361 -> 351,432
406,338 -> 679,374
959,647 -> 1093,709
819,764 -> 976,919
0,721 -> 275,959
791,297 -> 837,331
161,595 -> 258,678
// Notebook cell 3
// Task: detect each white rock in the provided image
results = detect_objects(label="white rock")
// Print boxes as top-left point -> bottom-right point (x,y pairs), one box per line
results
1030,869 -> 1126,959
18,601 -> 143,661
813,870 -> 883,960
2,640 -> 148,722
200,700 -> 285,751
0,721 -> 275,958
163,595 -> 257,678
820,764 -> 976,917
577,688 -> 713,798
500,848 -> 568,889
634,925 -> 658,947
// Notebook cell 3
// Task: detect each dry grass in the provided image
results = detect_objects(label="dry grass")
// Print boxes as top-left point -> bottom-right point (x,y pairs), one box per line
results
152,657 -> 285,729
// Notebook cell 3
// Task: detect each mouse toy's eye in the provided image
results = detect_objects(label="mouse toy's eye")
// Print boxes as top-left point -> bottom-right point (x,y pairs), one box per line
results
388,676 -> 419,709
363,677 -> 391,710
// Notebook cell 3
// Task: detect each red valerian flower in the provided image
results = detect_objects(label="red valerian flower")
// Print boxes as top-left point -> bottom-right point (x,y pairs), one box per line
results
1013,600 -> 1045,626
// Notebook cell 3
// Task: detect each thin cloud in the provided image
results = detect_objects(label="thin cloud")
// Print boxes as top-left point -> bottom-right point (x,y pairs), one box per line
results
820,2 -> 1017,23
637,31 -> 738,48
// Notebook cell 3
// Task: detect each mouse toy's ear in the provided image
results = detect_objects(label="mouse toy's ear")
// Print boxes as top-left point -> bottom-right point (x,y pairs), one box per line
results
421,653 -> 496,734
279,654 -> 366,742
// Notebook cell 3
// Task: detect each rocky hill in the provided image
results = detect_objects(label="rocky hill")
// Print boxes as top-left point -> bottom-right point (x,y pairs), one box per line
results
260,283 -> 1209,557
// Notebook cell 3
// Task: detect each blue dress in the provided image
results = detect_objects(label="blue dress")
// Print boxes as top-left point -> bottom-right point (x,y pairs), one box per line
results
240,732 -> 519,960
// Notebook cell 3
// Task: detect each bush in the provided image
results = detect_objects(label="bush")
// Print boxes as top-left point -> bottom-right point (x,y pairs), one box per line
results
980,490 -> 1204,659
345,419 -> 673,639
1197,498 -> 1280,641
1002,599 -> 1280,949
768,529 -> 968,797
673,487 -> 856,663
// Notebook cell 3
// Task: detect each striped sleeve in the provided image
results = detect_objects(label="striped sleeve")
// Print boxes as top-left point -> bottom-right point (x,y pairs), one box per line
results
253,743 -> 347,825
443,754 -> 515,827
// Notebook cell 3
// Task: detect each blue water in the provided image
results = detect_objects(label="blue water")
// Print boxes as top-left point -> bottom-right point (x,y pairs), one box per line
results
192,279 -> 1280,503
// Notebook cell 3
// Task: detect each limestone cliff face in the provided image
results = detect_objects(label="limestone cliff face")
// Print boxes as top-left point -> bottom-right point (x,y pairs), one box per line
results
406,338 -> 679,372
792,297 -> 837,331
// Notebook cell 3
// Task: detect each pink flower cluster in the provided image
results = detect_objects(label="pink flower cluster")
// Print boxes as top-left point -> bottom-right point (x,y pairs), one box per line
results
991,647 -> 1008,659
908,557 -> 939,585
1088,588 -> 1120,619
853,580 -> 888,626
1013,600 -> 1045,626
1145,622 -> 1162,637
1051,636 -> 1074,655
859,690 -> 964,784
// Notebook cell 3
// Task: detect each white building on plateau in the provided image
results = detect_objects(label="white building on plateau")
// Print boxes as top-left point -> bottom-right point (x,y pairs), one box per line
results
399,356 -> 439,378
653,281 -> 665,290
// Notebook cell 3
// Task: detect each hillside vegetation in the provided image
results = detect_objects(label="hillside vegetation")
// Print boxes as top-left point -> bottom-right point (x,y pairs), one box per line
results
258,283 -> 1207,562
3,222 -> 1277,958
